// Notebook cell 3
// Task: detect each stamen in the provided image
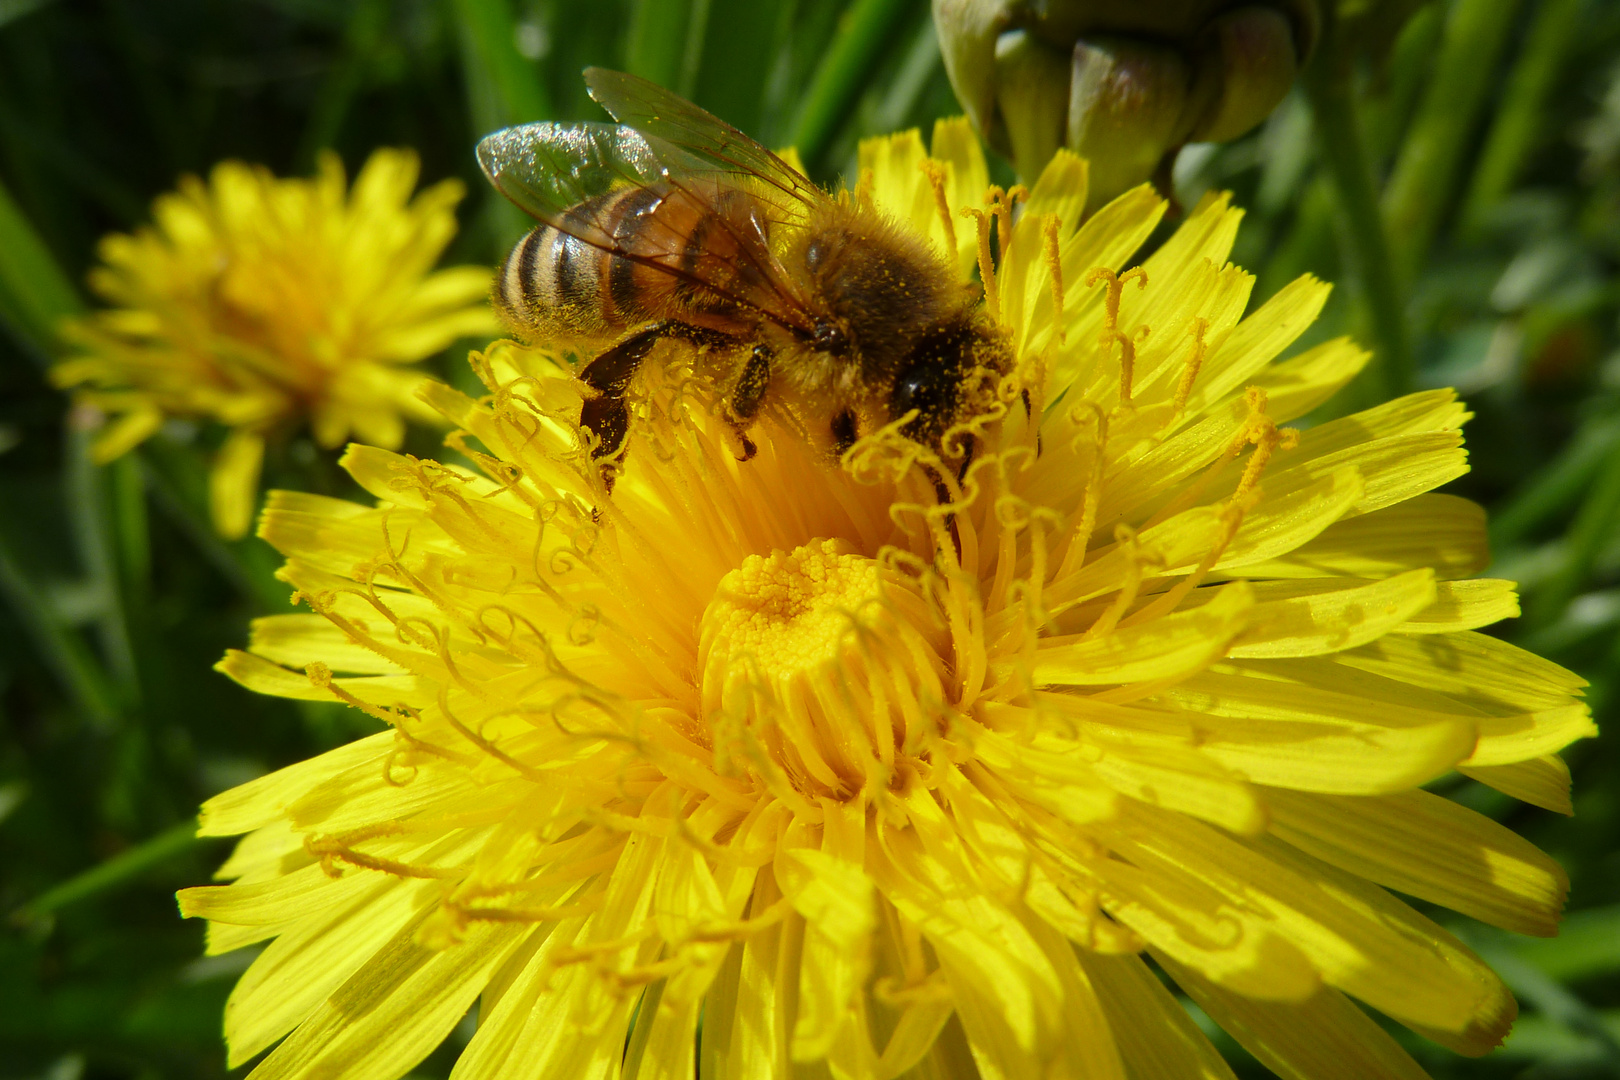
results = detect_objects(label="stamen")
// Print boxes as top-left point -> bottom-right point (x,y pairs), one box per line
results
1042,215 -> 1065,346
305,833 -> 462,881
1120,387 -> 1297,628
990,185 -> 1027,263
1115,326 -> 1151,408
961,206 -> 999,323
1229,387 -> 1300,502
306,661 -> 406,728
919,159 -> 958,255
1085,267 -> 1148,406
1085,267 -> 1148,339
1172,317 -> 1210,418
1053,404 -> 1107,582
1082,525 -> 1162,640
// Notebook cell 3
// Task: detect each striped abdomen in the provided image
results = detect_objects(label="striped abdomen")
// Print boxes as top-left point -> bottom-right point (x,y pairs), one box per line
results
495,182 -> 766,344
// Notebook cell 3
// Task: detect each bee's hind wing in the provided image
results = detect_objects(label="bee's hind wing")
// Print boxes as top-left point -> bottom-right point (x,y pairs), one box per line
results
583,68 -> 823,213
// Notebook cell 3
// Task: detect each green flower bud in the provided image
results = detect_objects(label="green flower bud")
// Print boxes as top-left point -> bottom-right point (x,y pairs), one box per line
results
933,0 -> 1322,211
1067,36 -> 1190,213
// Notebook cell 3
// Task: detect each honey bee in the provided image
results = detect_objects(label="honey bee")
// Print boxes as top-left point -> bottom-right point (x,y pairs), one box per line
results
478,68 -> 1010,493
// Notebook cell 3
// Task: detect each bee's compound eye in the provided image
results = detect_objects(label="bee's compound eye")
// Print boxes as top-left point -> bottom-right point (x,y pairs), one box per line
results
890,357 -> 957,438
891,322 -> 974,440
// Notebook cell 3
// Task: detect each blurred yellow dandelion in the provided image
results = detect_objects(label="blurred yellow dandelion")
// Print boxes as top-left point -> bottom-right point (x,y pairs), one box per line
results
183,122 -> 1595,1080
52,148 -> 498,538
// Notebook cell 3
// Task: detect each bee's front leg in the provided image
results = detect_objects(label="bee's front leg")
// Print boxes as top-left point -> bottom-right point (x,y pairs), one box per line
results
722,344 -> 772,461
580,320 -> 737,492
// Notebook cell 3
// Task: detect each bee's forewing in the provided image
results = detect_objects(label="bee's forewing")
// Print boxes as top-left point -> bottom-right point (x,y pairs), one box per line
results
476,122 -> 663,226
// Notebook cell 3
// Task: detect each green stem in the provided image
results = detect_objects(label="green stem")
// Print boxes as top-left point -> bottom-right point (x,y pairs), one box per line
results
11,818 -> 206,924
791,0 -> 919,167
111,454 -> 150,599
626,0 -> 695,91
1304,66 -> 1413,402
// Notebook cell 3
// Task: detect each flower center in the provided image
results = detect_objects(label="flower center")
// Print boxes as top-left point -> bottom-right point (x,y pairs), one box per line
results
702,539 -> 880,677
697,539 -> 947,801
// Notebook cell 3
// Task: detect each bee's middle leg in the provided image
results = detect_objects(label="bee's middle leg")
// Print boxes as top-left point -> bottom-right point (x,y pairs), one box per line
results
722,344 -> 772,460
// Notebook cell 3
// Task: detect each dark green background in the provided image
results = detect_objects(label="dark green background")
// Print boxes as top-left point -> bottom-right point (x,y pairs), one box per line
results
0,1 -> 1617,1077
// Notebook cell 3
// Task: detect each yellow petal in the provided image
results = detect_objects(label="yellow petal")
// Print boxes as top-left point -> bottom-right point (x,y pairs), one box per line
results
247,918 -> 531,1080
1160,955 -> 1432,1080
1464,704 -> 1597,766
931,115 -> 991,276
1086,853 -> 1322,1001
1334,630 -> 1588,713
1107,808 -> 1508,1037
1183,273 -> 1330,413
197,729 -> 394,836
859,129 -> 933,239
1029,582 -> 1252,686
215,648 -> 419,707
1229,570 -> 1437,658
210,428 -> 266,539
1217,467 -> 1367,570
1225,493 -> 1488,580
779,844 -> 875,1058
90,405 -> 164,462
248,613 -> 405,675
1080,728 -> 1266,834
1398,578 -> 1520,633
1253,337 -> 1372,424
222,867 -> 453,1066
454,833 -> 666,1080
1460,755 -> 1573,815
1162,669 -> 1476,794
1078,951 -> 1239,1080
1245,833 -> 1516,1055
1142,191 -> 1242,285
1266,787 -> 1568,937
871,807 -> 1062,1065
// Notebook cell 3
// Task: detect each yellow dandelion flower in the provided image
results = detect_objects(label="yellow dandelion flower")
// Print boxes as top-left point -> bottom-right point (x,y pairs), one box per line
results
52,148 -> 498,538
184,121 -> 1596,1080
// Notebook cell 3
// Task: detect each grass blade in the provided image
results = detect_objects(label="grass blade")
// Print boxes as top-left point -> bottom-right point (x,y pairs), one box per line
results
452,0 -> 551,128
1381,0 -> 1526,278
791,0 -> 919,167
0,507 -> 119,729
0,171 -> 81,362
11,819 -> 206,924
1460,0 -> 1585,229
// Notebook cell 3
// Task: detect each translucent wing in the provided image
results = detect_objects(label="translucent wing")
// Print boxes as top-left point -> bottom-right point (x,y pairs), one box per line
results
476,122 -> 664,225
583,67 -> 824,215
477,120 -> 815,332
